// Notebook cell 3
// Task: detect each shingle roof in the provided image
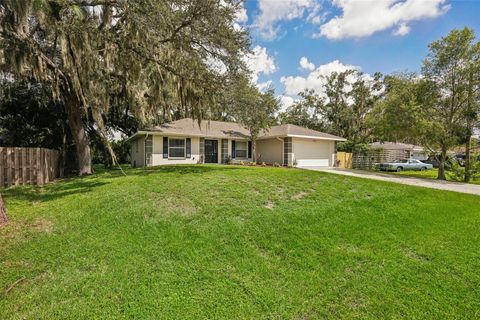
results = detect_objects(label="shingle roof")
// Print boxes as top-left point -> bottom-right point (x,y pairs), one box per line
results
140,118 -> 250,139
134,118 -> 346,141
369,142 -> 424,151
259,124 -> 346,141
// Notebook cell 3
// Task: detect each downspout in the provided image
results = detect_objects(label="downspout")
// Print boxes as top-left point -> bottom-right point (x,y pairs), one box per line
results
276,137 -> 284,166
144,133 -> 149,167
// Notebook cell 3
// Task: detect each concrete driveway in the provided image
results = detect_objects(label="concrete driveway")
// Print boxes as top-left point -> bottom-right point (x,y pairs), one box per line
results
304,167 -> 480,196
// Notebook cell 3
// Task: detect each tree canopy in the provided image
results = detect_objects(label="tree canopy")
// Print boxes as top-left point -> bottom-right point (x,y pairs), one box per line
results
0,0 -> 250,174
279,70 -> 383,151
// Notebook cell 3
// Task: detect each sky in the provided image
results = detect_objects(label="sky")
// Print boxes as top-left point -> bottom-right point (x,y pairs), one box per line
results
237,0 -> 480,109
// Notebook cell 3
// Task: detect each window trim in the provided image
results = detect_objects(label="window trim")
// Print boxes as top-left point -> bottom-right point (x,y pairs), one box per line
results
168,137 -> 186,159
234,140 -> 248,159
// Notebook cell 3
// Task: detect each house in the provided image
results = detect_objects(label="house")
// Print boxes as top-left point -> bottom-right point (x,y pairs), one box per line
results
128,118 -> 346,168
369,142 -> 429,160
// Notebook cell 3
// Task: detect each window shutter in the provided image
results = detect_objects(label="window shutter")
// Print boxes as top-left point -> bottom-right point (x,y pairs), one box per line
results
163,137 -> 168,158
248,141 -> 252,158
186,138 -> 191,158
231,140 -> 236,159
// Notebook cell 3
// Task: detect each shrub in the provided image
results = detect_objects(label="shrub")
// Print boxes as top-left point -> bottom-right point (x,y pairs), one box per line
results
447,161 -> 465,182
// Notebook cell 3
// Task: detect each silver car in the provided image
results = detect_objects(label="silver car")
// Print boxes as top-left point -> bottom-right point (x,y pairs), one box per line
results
377,159 -> 433,172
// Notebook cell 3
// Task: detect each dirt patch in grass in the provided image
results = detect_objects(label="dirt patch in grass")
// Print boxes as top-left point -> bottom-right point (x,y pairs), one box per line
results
264,200 -> 275,209
32,218 -> 54,234
291,192 -> 308,200
404,249 -> 431,263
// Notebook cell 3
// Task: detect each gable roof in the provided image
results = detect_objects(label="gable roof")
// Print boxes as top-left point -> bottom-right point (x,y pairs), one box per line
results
136,118 -> 250,139
130,118 -> 346,141
259,124 -> 346,141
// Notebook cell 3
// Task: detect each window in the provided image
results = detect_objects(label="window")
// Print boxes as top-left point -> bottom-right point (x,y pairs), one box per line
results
169,138 -> 185,158
235,141 -> 247,158
135,140 -> 139,152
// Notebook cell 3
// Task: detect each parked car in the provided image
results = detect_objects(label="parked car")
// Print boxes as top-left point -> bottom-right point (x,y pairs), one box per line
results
377,159 -> 434,172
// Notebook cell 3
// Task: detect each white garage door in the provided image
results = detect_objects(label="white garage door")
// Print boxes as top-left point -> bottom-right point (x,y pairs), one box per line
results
296,159 -> 330,167
294,138 -> 332,167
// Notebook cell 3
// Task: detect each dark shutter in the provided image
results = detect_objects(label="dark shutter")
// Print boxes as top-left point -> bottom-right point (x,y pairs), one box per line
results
163,137 -> 168,158
248,141 -> 252,158
231,140 -> 236,159
186,138 -> 191,158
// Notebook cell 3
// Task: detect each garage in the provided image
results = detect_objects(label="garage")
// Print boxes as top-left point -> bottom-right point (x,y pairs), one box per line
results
293,137 -> 335,167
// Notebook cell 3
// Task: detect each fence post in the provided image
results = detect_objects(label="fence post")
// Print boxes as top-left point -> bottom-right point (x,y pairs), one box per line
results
21,148 -> 27,185
6,148 -> 12,186
0,148 -> 4,187
36,148 -> 42,185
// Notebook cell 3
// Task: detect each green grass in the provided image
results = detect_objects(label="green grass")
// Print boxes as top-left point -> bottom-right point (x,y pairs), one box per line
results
1,165 -> 480,319
386,168 -> 480,185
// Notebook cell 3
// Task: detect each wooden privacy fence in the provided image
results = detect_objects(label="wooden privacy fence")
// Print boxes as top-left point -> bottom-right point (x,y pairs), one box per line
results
336,152 -> 353,169
0,147 -> 60,187
353,149 -> 408,170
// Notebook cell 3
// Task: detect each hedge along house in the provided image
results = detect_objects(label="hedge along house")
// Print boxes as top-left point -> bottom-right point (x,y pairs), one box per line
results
128,118 -> 346,167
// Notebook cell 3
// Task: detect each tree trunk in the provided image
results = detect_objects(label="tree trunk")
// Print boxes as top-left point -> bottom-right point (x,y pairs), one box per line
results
464,136 -> 472,182
66,102 -> 92,176
437,145 -> 447,180
0,194 -> 8,225
252,140 -> 257,163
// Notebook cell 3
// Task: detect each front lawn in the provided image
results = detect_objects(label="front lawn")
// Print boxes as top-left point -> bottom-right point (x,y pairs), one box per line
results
1,165 -> 480,319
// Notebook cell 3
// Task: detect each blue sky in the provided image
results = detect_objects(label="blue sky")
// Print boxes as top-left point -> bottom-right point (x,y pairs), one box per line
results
237,0 -> 480,108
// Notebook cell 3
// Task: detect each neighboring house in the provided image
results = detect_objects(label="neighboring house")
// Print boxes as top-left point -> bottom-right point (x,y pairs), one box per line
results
369,142 -> 429,160
128,118 -> 346,168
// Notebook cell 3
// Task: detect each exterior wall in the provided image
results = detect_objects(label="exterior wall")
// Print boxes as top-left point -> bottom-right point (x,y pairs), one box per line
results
292,137 -> 335,167
151,135 -> 202,165
256,138 -> 283,164
130,137 -> 145,167
410,150 -> 428,160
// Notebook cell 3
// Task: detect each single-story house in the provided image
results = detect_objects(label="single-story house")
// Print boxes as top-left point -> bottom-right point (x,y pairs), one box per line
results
369,142 -> 429,160
128,118 -> 346,167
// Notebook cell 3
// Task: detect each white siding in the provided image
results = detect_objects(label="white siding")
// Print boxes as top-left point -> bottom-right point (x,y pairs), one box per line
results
292,137 -> 335,167
151,135 -> 202,165
130,137 -> 145,167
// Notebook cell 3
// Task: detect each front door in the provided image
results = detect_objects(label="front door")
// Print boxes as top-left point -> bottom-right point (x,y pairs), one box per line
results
204,140 -> 218,163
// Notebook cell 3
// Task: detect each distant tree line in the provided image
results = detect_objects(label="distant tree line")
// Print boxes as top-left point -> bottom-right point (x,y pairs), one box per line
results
279,27 -> 480,181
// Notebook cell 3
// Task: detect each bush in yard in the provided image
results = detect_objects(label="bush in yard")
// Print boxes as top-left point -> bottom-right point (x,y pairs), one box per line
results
447,161 -> 465,182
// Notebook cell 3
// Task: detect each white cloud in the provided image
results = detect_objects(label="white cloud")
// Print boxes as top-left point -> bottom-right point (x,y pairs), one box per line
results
235,6 -> 248,23
281,60 -> 359,96
393,23 -> 410,36
243,45 -> 277,84
254,0 -> 321,40
257,80 -> 273,91
279,95 -> 296,111
318,0 -> 450,40
299,57 -> 315,71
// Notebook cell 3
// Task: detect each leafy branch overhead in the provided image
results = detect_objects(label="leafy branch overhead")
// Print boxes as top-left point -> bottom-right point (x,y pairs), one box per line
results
0,0 -> 250,174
